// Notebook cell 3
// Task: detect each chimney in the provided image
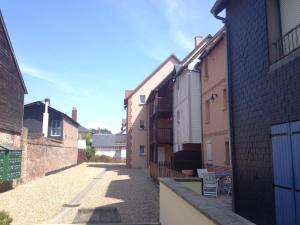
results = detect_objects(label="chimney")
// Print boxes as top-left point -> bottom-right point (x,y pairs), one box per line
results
194,36 -> 203,47
42,98 -> 50,137
72,107 -> 77,122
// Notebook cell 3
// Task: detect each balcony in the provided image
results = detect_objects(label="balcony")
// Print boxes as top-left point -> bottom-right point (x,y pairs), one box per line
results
150,128 -> 172,144
273,24 -> 300,62
149,97 -> 172,117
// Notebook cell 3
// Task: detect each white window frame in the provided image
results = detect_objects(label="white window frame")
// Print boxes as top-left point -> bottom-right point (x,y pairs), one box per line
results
139,145 -> 146,155
51,120 -> 62,136
139,120 -> 146,129
139,95 -> 146,105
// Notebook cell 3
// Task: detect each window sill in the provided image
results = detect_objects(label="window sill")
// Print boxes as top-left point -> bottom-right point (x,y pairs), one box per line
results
139,153 -> 146,156
139,128 -> 146,130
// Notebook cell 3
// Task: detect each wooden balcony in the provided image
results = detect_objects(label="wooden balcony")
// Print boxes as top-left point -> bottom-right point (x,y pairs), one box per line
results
149,97 -> 172,118
150,128 -> 173,144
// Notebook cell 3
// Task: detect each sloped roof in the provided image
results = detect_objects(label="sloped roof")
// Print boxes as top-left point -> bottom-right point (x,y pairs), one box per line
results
78,125 -> 90,133
124,54 -> 180,100
24,101 -> 79,127
92,134 -> 126,148
0,11 -> 27,94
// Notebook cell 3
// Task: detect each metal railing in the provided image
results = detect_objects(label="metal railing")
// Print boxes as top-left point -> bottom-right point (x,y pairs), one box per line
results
274,24 -> 300,61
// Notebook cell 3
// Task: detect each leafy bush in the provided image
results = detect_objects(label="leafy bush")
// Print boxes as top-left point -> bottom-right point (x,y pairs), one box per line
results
89,155 -> 125,163
85,147 -> 96,160
0,211 -> 12,225
90,155 -> 113,162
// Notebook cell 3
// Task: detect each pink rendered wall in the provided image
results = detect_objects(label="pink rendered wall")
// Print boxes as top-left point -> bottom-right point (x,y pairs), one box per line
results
201,40 -> 230,168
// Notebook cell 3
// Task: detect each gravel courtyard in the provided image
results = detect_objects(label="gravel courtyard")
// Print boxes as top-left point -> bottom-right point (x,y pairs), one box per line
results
0,163 -> 159,225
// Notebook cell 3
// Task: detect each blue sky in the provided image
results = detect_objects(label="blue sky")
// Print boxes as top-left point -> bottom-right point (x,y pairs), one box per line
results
1,0 -> 222,133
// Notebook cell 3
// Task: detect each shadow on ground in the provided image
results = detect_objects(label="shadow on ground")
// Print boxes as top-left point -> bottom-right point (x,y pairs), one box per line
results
76,163 -> 159,224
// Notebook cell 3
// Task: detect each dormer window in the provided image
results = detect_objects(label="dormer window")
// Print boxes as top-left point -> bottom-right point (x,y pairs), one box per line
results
51,120 -> 61,136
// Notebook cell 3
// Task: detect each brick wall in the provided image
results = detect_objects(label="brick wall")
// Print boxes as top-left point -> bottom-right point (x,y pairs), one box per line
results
126,98 -> 133,168
23,133 -> 78,182
227,0 -> 300,224
0,129 -> 21,147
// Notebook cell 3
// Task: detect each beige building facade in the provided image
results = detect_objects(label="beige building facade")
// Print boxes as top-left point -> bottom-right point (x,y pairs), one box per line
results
124,55 -> 179,168
200,29 -> 230,169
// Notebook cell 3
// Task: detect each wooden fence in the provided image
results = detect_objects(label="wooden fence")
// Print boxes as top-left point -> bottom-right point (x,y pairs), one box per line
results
149,161 -> 186,182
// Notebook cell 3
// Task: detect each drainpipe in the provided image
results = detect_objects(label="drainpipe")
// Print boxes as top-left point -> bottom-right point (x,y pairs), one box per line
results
212,11 -> 237,212
42,98 -> 50,137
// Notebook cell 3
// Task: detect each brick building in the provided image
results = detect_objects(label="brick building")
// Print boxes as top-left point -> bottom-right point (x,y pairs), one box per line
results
212,0 -> 300,225
124,55 -> 179,168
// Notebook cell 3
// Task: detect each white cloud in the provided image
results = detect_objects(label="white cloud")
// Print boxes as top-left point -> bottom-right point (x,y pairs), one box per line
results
159,0 -> 195,51
20,64 -> 75,94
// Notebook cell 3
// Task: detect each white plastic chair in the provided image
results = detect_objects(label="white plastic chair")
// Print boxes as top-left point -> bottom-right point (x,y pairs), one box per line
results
197,168 -> 208,179
203,172 -> 219,197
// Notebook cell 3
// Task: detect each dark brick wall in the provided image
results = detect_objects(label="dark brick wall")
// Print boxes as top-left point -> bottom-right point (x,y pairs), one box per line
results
0,18 -> 25,133
226,0 -> 300,224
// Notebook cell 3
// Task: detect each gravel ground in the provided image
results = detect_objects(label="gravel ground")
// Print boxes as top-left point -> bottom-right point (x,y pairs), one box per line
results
62,163 -> 159,224
0,163 -> 159,225
0,163 -> 104,225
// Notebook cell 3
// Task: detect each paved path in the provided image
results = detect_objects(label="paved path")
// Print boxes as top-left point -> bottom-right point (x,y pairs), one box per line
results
0,163 -> 159,225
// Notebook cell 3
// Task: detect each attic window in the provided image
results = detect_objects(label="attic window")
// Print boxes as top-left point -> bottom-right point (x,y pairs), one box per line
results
140,95 -> 146,105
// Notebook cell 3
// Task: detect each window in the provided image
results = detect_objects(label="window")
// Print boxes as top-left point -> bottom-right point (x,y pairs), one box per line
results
225,141 -> 230,165
223,88 -> 227,110
267,0 -> 300,63
139,145 -> 145,155
140,95 -> 146,104
206,142 -> 213,164
139,120 -> 146,129
205,100 -> 210,123
204,59 -> 209,79
51,120 -> 61,136
176,110 -> 180,124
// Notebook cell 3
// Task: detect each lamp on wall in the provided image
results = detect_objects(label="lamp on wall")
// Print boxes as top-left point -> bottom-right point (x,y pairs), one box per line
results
210,93 -> 218,102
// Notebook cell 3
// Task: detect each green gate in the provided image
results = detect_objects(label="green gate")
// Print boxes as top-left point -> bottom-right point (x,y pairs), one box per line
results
0,145 -> 22,182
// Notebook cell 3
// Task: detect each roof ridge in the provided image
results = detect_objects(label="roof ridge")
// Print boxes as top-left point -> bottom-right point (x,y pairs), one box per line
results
124,53 -> 180,100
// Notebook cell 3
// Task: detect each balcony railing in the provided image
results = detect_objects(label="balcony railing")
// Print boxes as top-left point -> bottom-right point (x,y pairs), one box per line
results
149,97 -> 172,116
150,128 -> 172,144
274,24 -> 300,62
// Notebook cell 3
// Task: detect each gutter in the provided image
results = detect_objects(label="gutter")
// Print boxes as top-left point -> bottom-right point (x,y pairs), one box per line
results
210,1 -> 237,212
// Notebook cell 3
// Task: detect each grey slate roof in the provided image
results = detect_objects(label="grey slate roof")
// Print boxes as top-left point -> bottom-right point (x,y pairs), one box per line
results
78,125 -> 90,133
92,134 -> 126,147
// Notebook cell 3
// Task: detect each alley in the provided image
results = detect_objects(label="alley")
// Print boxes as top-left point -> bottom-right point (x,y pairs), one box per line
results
0,163 -> 159,225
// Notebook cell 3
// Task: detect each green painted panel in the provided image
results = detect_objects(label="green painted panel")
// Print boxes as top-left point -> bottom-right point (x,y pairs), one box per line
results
7,150 -> 22,180
0,151 -> 5,181
0,150 -> 22,181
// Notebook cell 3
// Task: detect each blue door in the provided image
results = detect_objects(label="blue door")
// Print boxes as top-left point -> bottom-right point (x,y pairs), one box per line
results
272,121 -> 300,225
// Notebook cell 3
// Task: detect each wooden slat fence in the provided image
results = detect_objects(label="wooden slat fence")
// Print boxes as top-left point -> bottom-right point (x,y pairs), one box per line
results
150,161 -> 186,182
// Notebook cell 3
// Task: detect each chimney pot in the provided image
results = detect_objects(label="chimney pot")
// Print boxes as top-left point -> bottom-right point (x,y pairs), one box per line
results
72,107 -> 77,122
194,36 -> 203,47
